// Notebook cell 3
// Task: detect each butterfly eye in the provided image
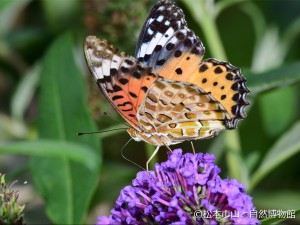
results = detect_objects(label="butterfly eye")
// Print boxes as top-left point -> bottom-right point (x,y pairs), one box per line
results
127,127 -> 136,137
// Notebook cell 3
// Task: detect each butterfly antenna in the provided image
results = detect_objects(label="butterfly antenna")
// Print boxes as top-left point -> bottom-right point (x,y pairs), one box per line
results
103,112 -> 131,128
121,138 -> 145,171
77,127 -> 127,136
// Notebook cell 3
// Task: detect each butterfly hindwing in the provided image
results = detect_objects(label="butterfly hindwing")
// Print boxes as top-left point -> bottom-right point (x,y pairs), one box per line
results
154,58 -> 249,128
84,36 -> 158,129
137,78 -> 229,141
189,59 -> 249,128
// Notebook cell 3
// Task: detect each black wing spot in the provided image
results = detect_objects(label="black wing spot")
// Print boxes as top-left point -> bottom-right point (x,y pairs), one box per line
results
232,93 -> 241,102
176,32 -> 185,40
110,68 -> 118,76
133,71 -> 141,79
226,73 -> 234,81
157,59 -> 166,66
118,101 -> 133,108
129,92 -> 138,98
214,66 -> 223,74
175,68 -> 182,75
112,95 -> 123,101
166,43 -> 175,51
97,78 -> 105,84
154,45 -> 162,52
121,67 -> 129,73
125,59 -> 134,65
174,50 -> 182,57
104,75 -> 112,83
221,95 -> 227,100
202,78 -> 207,83
137,65 -> 145,71
191,47 -> 200,54
144,54 -> 151,62
113,84 -> 122,92
213,82 -> 218,86
141,86 -> 148,93
199,64 -> 208,72
119,78 -> 128,85
183,38 -> 192,47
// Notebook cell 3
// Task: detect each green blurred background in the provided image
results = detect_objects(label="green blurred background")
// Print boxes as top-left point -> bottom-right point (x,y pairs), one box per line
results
0,0 -> 300,224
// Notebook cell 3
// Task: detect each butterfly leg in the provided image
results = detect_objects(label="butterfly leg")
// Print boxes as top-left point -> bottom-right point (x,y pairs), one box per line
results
121,138 -> 145,171
190,141 -> 195,154
146,146 -> 160,171
163,143 -> 172,153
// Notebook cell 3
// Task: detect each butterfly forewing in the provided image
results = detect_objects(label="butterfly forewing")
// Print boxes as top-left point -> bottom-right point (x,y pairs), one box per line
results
84,0 -> 250,147
136,0 -> 249,129
84,36 -> 158,129
136,0 -> 205,71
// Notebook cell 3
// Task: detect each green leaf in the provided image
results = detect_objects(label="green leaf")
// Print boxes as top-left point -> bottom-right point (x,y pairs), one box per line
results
41,0 -> 81,32
253,191 -> 300,212
0,113 -> 27,140
11,63 -> 41,121
224,131 -> 249,186
261,211 -> 300,225
246,61 -> 300,95
249,121 -> 300,191
0,0 -> 30,35
258,87 -> 297,137
0,140 -> 100,171
253,191 -> 300,225
207,132 -> 225,163
30,32 -> 101,224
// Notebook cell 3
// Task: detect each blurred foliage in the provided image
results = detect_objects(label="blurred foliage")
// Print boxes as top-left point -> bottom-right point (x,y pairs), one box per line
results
0,0 -> 300,224
0,174 -> 25,225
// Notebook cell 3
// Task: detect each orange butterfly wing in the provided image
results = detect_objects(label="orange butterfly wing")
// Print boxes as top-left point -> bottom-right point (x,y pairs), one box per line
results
136,0 -> 249,128
84,36 -> 158,129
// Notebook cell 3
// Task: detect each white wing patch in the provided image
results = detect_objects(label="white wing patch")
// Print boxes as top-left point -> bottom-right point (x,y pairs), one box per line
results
135,0 -> 205,69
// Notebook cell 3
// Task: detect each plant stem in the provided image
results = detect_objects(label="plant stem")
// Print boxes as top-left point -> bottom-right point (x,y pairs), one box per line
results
183,0 -> 247,183
183,0 -> 227,60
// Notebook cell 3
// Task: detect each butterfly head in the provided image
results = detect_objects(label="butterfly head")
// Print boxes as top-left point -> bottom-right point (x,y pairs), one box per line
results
127,127 -> 143,142
126,128 -> 157,144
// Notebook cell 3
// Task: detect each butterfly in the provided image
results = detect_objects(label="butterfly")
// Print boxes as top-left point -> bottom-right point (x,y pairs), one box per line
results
84,0 -> 249,154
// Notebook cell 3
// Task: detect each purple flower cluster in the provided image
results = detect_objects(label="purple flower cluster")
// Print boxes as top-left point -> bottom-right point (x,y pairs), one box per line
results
97,149 -> 260,224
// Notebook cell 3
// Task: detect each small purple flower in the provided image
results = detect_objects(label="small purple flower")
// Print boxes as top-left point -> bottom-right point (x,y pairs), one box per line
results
97,149 -> 260,224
